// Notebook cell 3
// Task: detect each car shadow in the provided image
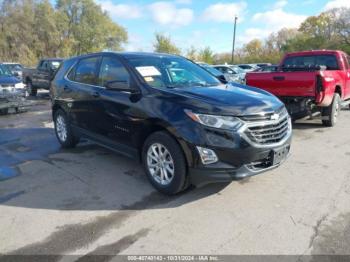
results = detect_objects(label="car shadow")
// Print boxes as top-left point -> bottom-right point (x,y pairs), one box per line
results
292,122 -> 327,130
0,127 -> 230,212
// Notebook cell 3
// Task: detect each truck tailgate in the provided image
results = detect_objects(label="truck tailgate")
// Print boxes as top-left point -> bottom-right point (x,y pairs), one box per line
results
246,72 -> 317,97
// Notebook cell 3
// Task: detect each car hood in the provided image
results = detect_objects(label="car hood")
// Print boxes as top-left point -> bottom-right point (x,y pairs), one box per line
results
0,75 -> 20,85
169,83 -> 284,116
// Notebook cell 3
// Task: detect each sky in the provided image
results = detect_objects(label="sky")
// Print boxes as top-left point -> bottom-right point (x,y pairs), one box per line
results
94,0 -> 350,53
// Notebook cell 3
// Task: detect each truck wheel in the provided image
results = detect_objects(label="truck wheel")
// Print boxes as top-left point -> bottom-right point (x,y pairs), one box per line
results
54,109 -> 79,148
0,108 -> 8,115
27,81 -> 37,96
322,93 -> 340,127
142,131 -> 189,195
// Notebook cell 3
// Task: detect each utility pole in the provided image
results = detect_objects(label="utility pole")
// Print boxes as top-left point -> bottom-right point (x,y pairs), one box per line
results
231,16 -> 238,65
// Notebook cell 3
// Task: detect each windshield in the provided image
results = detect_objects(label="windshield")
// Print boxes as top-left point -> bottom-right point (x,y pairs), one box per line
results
128,56 -> 221,89
230,66 -> 245,74
5,64 -> 22,71
0,65 -> 13,76
238,65 -> 253,70
48,60 -> 62,70
201,65 -> 223,77
283,55 -> 339,70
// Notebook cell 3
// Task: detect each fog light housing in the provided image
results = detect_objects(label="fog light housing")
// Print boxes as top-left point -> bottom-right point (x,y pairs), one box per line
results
196,146 -> 218,165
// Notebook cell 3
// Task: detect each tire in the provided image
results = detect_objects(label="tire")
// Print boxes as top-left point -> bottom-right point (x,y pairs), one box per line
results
54,109 -> 79,148
142,131 -> 189,195
0,108 -> 8,115
322,93 -> 341,127
27,81 -> 37,96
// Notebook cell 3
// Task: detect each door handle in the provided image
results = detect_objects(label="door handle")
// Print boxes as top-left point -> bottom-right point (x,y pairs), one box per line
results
273,76 -> 285,81
91,91 -> 100,98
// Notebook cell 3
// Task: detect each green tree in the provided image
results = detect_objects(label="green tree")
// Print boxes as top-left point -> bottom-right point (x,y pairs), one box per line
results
56,0 -> 127,56
0,0 -> 128,65
153,33 -> 181,55
185,45 -> 197,61
198,46 -> 214,64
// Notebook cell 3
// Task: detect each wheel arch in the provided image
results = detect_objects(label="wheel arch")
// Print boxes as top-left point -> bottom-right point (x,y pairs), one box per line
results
137,121 -> 194,168
335,85 -> 342,99
25,76 -> 32,84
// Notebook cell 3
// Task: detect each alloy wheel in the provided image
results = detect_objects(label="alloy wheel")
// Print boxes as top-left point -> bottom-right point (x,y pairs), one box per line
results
147,143 -> 175,185
56,115 -> 67,142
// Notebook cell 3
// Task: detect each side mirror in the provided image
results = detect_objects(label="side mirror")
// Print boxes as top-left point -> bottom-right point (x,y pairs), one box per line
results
105,80 -> 138,93
13,72 -> 19,77
217,74 -> 228,84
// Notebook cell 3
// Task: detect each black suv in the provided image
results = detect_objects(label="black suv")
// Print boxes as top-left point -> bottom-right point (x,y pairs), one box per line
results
51,52 -> 292,195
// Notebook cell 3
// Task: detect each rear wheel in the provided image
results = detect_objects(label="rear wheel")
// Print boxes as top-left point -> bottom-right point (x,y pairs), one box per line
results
54,109 -> 79,148
27,81 -> 37,96
322,93 -> 341,127
142,131 -> 189,195
0,108 -> 8,115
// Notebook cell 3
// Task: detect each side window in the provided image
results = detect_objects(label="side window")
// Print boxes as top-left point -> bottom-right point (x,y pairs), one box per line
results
342,54 -> 349,69
97,56 -> 130,87
74,56 -> 100,85
67,63 -> 77,80
38,61 -> 46,70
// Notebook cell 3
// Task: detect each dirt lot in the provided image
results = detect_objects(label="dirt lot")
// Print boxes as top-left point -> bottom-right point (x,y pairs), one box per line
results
0,92 -> 350,259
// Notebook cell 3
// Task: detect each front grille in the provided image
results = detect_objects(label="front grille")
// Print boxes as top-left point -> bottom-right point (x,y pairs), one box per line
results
0,84 -> 15,88
244,109 -> 290,146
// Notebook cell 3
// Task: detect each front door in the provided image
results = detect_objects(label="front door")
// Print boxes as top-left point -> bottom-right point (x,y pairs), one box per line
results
90,55 -> 141,149
344,55 -> 350,100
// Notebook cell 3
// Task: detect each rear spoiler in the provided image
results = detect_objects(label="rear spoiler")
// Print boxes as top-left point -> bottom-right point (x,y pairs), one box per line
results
281,65 -> 327,72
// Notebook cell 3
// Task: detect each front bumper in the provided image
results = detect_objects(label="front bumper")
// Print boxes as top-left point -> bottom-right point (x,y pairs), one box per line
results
183,123 -> 292,187
189,144 -> 290,187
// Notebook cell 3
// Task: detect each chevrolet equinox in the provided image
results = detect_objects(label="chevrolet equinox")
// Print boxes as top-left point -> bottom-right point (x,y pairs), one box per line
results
51,52 -> 292,195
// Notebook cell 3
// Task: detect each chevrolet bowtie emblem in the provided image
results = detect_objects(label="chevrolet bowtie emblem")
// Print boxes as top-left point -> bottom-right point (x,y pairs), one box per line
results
271,113 -> 279,120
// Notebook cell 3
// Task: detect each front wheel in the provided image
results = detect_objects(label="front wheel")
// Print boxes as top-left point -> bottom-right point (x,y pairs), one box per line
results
54,109 -> 79,148
142,131 -> 189,195
322,93 -> 341,127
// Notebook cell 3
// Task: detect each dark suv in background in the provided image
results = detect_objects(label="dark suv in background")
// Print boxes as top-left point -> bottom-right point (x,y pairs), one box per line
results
51,52 -> 292,195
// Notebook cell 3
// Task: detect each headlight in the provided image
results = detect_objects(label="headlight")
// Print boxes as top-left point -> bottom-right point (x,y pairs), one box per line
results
185,110 -> 244,131
15,83 -> 25,89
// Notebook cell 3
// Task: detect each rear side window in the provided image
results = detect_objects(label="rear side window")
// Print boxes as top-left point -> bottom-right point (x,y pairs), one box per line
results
342,54 -> 349,69
97,56 -> 130,87
283,55 -> 339,70
73,56 -> 100,85
39,61 -> 47,70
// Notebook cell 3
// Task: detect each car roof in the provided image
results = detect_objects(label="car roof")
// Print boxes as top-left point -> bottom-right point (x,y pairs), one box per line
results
213,64 -> 231,67
40,58 -> 64,61
1,62 -> 21,64
285,50 -> 345,57
70,51 -> 182,61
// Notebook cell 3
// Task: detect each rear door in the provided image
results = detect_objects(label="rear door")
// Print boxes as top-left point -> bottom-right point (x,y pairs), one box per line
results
40,61 -> 53,89
33,61 -> 46,87
64,55 -> 101,130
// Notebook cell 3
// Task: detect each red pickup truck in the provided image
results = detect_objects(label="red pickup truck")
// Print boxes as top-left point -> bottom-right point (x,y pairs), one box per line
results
246,50 -> 350,127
